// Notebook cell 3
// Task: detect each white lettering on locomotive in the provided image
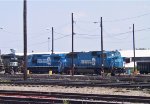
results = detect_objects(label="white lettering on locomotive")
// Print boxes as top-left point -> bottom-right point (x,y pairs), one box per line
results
47,57 -> 51,65
92,58 -> 96,65
37,57 -> 51,65
81,58 -> 96,66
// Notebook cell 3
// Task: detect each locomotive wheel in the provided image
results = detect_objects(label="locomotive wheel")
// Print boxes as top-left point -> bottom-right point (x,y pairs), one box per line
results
111,71 -> 115,76
140,71 -> 144,74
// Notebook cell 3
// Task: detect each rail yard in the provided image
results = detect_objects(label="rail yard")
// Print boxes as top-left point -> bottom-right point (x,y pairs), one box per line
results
0,50 -> 150,103
0,0 -> 150,104
0,32 -> 150,103
0,73 -> 149,103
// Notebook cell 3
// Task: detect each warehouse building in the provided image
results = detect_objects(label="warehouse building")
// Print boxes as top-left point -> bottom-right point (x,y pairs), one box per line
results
119,49 -> 150,69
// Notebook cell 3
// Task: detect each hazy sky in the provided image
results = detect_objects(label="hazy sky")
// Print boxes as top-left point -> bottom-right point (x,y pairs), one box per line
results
0,0 -> 150,54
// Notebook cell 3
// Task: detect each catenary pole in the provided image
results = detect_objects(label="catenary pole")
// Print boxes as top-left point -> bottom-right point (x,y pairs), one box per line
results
23,0 -> 27,80
101,17 -> 104,74
71,13 -> 74,76
52,27 -> 54,54
133,24 -> 136,73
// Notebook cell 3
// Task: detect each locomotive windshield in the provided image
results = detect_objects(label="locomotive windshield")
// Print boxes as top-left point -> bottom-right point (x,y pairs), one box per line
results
97,53 -> 106,58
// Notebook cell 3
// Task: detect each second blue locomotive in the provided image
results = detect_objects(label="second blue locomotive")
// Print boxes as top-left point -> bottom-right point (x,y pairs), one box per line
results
63,51 -> 123,74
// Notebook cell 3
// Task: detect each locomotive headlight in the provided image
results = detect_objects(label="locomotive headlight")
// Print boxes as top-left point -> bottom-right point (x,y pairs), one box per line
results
112,54 -> 114,57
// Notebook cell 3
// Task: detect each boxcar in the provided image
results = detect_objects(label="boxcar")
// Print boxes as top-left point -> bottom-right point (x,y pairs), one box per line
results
137,61 -> 150,74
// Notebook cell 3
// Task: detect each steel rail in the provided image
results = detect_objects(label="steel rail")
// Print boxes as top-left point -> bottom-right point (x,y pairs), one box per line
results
0,90 -> 149,104
0,74 -> 150,82
0,80 -> 150,88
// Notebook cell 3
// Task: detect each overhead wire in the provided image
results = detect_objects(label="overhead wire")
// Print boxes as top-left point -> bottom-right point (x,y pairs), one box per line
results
76,12 -> 150,24
104,12 -> 150,22
54,22 -> 70,30
54,31 -> 69,36
103,27 -> 150,37
1,13 -> 150,50
55,34 -> 71,40
76,33 -> 100,37
103,30 -> 132,43
28,40 -> 48,46
74,27 -> 150,45
0,28 -> 71,45
76,27 -> 150,37
76,36 -> 99,39
1,26 -> 150,46
75,22 -> 99,33
103,28 -> 132,40
53,31 -> 71,40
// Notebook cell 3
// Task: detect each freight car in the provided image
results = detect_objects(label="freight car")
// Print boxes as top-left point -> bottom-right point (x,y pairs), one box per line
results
62,50 -> 124,75
27,53 -> 66,73
137,61 -> 150,74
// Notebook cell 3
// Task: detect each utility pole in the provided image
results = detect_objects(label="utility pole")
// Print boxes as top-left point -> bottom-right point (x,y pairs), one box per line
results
23,0 -> 27,80
133,24 -> 136,73
101,17 -> 104,74
52,27 -> 54,54
93,17 -> 104,75
71,13 -> 74,76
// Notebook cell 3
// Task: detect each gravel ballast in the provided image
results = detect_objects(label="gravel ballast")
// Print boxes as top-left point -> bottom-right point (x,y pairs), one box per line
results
0,85 -> 149,97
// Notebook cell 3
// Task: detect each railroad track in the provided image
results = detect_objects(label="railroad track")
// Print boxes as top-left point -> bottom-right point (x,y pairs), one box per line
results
0,74 -> 150,81
0,74 -> 150,82
0,90 -> 149,104
0,74 -> 150,88
0,80 -> 150,89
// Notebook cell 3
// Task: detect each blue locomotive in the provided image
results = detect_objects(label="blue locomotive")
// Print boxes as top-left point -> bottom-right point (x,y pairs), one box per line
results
27,50 -> 124,75
63,50 -> 124,74
27,53 -> 66,73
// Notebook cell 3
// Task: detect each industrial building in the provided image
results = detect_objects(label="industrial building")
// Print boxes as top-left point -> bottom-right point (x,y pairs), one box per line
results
119,50 -> 150,68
